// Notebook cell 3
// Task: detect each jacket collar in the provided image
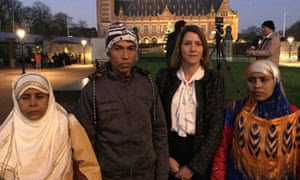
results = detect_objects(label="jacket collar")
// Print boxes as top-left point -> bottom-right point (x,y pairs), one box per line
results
106,62 -> 133,82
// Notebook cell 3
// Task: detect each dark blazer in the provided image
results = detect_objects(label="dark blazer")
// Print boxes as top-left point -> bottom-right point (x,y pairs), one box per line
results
155,68 -> 224,175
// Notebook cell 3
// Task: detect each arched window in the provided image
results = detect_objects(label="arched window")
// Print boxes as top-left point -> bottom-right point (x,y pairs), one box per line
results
144,38 -> 149,44
152,38 -> 157,44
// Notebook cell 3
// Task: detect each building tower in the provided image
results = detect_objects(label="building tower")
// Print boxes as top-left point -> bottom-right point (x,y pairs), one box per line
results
97,0 -> 116,37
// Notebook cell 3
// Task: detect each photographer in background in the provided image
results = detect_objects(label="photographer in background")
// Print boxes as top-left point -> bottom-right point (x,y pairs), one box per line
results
246,20 -> 281,65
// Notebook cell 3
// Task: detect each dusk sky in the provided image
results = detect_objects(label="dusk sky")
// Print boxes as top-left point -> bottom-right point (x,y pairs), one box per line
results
21,0 -> 300,32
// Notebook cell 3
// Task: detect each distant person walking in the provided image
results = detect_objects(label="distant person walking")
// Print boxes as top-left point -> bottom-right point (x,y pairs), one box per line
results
246,20 -> 281,65
166,20 -> 186,67
34,53 -> 42,69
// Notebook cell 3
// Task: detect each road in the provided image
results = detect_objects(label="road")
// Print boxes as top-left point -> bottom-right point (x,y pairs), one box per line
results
0,64 -> 95,124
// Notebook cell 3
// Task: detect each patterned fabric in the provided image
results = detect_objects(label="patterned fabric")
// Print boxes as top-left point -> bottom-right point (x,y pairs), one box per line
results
253,82 -> 291,120
232,99 -> 300,179
211,60 -> 300,180
14,73 -> 49,99
105,22 -> 137,53
230,60 -> 298,179
246,59 -> 291,120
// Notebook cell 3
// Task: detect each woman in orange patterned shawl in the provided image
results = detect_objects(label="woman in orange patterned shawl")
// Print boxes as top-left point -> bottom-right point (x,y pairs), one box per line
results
211,60 -> 300,180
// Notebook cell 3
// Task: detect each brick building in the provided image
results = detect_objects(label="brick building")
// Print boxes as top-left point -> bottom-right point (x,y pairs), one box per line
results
96,0 -> 239,43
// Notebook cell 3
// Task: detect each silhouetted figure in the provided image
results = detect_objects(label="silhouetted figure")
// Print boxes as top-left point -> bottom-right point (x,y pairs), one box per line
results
51,53 -> 58,67
133,27 -> 141,61
166,20 -> 186,67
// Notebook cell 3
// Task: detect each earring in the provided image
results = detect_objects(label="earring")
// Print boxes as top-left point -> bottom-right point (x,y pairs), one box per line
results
200,57 -> 204,65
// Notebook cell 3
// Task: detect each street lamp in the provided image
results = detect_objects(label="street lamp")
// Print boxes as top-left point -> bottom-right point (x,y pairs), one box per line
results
16,29 -> 26,74
287,36 -> 294,62
81,40 -> 87,64
11,7 -> 15,33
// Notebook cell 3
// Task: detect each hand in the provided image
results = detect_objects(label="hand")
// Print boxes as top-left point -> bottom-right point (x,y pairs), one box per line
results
249,46 -> 256,50
169,157 -> 180,174
175,165 -> 194,180
246,49 -> 253,56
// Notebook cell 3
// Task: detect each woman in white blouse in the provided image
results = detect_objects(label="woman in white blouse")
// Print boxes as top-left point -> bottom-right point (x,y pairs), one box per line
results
156,25 -> 225,180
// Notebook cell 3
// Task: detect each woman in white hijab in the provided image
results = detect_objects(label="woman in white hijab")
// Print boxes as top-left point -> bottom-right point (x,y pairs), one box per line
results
0,72 -> 102,180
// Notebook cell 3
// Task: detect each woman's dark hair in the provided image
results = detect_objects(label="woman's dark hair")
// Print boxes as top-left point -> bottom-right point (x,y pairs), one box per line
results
170,25 -> 210,69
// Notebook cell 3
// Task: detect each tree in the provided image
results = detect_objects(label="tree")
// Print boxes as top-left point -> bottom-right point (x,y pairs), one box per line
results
0,0 -> 23,32
239,25 -> 261,42
28,1 -> 52,35
50,12 -> 71,36
0,0 -> 94,36
76,20 -> 88,28
286,21 -> 300,41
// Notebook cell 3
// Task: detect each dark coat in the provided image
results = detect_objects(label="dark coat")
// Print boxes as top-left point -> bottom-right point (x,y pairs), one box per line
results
155,68 -> 224,176
75,63 -> 169,179
166,32 -> 179,67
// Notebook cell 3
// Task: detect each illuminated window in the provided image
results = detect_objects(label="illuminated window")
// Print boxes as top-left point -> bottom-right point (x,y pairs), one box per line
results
152,25 -> 156,33
163,25 -> 167,33
221,11 -> 228,16
64,47 -> 69,54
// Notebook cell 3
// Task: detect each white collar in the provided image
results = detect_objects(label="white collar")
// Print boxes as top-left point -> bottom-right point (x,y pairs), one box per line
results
176,66 -> 205,83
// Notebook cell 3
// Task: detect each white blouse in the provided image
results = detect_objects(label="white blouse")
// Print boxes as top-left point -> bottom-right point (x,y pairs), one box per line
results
171,66 -> 204,137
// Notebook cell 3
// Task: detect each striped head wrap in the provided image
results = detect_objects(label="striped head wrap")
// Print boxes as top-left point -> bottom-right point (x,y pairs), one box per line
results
105,22 -> 137,54
14,72 -> 49,99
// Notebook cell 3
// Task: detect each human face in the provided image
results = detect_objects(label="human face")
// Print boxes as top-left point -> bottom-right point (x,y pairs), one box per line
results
181,32 -> 203,67
108,40 -> 137,76
18,88 -> 49,120
261,26 -> 273,36
246,72 -> 275,102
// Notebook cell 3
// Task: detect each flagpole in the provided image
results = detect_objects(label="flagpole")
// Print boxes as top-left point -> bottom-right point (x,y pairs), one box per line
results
282,12 -> 286,38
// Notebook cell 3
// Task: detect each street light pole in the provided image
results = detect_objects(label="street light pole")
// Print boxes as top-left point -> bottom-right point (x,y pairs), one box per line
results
83,46 -> 86,64
21,41 -> 24,73
12,8 -> 15,33
16,29 -> 26,74
81,40 -> 87,64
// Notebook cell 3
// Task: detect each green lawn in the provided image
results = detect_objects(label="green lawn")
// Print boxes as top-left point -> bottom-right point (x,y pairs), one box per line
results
136,61 -> 300,107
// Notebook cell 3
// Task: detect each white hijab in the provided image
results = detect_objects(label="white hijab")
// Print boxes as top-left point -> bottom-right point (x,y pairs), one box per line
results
0,73 -> 72,179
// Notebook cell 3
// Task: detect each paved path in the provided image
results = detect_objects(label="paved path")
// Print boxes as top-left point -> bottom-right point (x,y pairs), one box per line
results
0,64 -> 95,124
279,62 -> 300,68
